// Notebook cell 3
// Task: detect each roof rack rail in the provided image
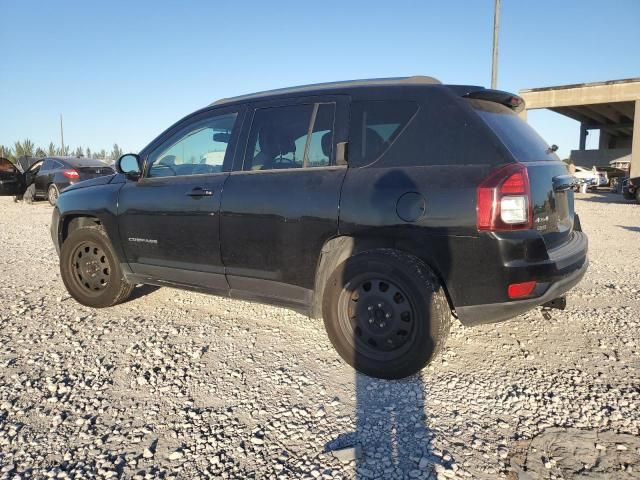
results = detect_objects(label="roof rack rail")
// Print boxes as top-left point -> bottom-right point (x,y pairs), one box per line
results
210,75 -> 441,106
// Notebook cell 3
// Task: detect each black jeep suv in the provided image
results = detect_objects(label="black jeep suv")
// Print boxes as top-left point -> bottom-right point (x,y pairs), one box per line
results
47,77 -> 588,379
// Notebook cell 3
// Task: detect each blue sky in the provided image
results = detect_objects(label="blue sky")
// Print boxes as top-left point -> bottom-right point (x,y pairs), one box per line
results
1,0 -> 639,159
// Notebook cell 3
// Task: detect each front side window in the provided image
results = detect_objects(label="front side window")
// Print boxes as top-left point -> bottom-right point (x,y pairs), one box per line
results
244,102 -> 336,171
147,112 -> 237,178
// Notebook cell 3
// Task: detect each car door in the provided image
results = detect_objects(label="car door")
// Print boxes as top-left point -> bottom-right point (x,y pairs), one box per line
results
219,96 -> 349,306
0,157 -> 25,196
35,158 -> 54,195
117,106 -> 243,293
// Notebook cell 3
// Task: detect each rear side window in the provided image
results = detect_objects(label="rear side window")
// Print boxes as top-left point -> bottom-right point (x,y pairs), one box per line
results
350,101 -> 418,166
470,99 -> 558,162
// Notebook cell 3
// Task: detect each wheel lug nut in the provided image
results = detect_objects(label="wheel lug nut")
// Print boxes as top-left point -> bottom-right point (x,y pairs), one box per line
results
380,322 -> 386,328
377,303 -> 382,308
368,318 -> 373,324
385,313 -> 391,319
368,306 -> 373,311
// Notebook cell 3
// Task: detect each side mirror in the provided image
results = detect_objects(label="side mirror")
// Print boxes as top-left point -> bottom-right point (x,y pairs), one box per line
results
116,154 -> 142,180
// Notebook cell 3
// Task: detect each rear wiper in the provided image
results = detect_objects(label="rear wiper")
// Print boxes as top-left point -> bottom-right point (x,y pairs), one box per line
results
546,144 -> 558,154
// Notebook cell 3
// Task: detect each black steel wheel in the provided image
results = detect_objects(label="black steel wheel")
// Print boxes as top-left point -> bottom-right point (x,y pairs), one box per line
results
323,249 -> 451,379
69,241 -> 111,295
60,225 -> 134,308
337,276 -> 417,360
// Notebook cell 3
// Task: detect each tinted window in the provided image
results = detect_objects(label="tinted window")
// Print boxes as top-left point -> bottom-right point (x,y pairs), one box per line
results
470,99 -> 558,162
148,112 -> 237,177
350,101 -> 418,165
244,103 -> 336,171
41,159 -> 53,171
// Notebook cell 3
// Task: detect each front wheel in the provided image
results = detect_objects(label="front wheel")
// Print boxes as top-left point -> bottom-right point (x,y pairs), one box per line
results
322,249 -> 451,379
60,225 -> 134,308
48,184 -> 60,206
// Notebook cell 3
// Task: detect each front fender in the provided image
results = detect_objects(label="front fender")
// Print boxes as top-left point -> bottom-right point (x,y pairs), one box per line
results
52,182 -> 127,264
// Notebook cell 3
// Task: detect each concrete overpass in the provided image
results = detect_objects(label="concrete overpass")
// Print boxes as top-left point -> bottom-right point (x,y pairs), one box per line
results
519,78 -> 640,177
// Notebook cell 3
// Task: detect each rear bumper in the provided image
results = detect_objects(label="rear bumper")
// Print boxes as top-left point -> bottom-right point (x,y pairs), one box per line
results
456,231 -> 588,326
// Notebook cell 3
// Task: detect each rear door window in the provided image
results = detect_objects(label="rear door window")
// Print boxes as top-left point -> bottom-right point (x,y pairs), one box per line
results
243,102 -> 336,171
470,99 -> 558,162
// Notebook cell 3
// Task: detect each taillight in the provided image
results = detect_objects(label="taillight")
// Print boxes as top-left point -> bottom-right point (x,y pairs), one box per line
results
508,281 -> 537,299
477,163 -> 532,231
63,169 -> 80,179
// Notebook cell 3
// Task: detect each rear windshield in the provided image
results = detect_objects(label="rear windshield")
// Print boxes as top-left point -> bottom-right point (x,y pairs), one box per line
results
469,99 -> 559,162
73,158 -> 110,167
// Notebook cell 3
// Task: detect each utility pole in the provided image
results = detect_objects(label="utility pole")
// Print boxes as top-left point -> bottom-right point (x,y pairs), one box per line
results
491,0 -> 501,89
60,114 -> 65,155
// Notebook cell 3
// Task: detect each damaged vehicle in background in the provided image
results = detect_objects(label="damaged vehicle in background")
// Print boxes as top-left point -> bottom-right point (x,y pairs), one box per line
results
622,176 -> 640,203
0,156 -> 114,205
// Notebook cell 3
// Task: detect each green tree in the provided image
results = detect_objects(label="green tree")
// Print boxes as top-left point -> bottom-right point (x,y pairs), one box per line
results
0,145 -> 13,160
47,142 -> 57,156
35,147 -> 46,157
74,146 -> 84,157
14,139 -> 35,158
110,143 -> 123,160
86,147 -> 92,158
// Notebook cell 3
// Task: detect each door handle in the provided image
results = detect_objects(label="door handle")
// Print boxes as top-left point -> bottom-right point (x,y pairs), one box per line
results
186,187 -> 213,197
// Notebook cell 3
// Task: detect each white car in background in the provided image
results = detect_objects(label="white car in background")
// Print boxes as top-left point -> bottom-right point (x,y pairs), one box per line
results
574,166 -> 607,192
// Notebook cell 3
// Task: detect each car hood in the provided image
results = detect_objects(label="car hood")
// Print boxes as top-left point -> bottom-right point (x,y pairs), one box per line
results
61,174 -> 116,193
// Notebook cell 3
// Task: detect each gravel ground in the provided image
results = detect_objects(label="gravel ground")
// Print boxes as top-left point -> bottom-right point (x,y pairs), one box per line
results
0,192 -> 638,480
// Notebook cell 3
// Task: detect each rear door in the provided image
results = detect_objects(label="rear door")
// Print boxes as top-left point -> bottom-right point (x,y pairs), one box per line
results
0,157 -> 25,196
35,158 -> 54,195
470,99 -> 574,248
117,106 -> 242,292
219,96 -> 349,304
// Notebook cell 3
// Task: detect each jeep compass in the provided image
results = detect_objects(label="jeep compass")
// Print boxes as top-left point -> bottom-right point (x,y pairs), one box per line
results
33,77 -> 588,379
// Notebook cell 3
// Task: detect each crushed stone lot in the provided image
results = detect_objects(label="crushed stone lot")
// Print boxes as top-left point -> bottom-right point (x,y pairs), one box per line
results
0,193 -> 639,480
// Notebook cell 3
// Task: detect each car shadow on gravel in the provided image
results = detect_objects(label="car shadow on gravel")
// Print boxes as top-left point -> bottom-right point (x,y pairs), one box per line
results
324,170 -> 452,478
618,225 -> 640,233
576,192 -> 635,205
127,284 -> 160,302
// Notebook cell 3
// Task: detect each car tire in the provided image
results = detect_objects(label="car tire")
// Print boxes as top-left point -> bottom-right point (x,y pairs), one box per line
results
322,249 -> 451,379
635,189 -> 640,204
23,184 -> 36,204
48,184 -> 60,206
60,225 -> 134,308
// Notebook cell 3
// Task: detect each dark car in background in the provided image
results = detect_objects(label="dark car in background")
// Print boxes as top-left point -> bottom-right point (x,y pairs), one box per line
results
0,156 -> 114,205
622,176 -> 640,203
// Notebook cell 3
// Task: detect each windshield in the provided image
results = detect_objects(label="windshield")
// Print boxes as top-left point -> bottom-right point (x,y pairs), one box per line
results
469,99 -> 559,162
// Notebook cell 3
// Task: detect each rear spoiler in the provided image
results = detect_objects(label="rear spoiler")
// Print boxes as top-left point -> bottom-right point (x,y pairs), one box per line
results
463,89 -> 525,113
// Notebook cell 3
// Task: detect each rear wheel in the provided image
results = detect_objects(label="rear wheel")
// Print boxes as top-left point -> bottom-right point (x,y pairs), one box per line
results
60,225 -> 134,308
635,188 -> 640,204
322,249 -> 450,379
48,184 -> 59,206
